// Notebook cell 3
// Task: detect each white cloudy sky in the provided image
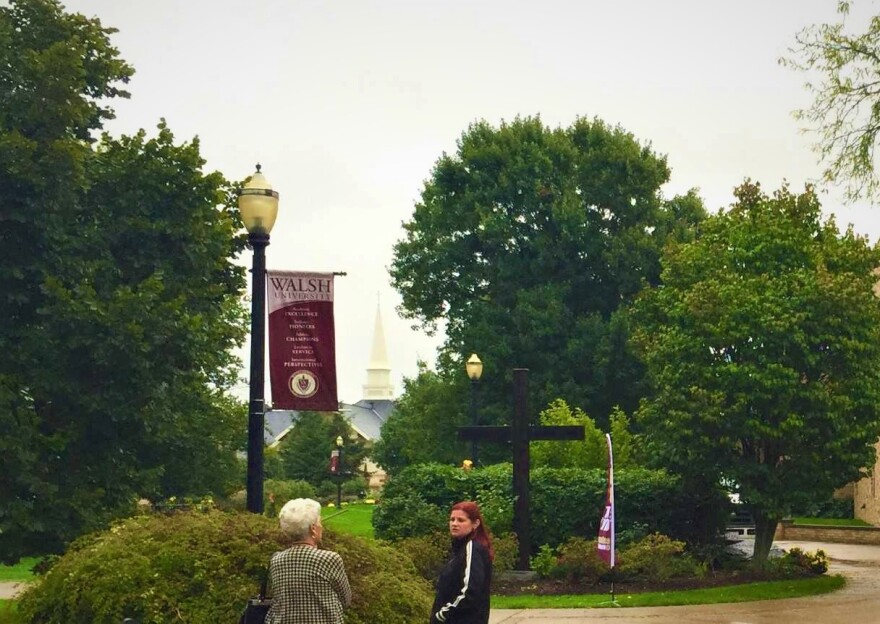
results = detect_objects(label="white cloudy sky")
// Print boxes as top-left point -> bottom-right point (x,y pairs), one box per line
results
60,0 -> 880,402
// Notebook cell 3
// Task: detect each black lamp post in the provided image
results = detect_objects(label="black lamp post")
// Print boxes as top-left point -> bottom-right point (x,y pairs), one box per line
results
239,164 -> 279,514
466,353 -> 483,465
335,435 -> 344,509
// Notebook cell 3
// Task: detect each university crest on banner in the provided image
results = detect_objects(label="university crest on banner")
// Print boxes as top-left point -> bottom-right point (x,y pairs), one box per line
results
267,271 -> 338,411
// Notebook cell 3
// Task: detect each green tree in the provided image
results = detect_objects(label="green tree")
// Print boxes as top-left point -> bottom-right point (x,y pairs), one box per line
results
0,0 -> 248,561
278,411 -> 367,487
531,399 -> 605,469
782,1 -> 880,203
371,364 -> 466,474
390,116 -> 705,433
632,180 -> 880,564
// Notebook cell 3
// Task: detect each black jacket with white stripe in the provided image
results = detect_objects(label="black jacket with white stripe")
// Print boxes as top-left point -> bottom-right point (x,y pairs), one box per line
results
430,537 -> 492,624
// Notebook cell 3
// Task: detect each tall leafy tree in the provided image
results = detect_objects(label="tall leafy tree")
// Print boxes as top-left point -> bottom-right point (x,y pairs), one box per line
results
390,116 -> 705,435
371,364 -> 466,474
783,1 -> 880,203
0,0 -> 248,560
278,412 -> 367,487
632,181 -> 880,564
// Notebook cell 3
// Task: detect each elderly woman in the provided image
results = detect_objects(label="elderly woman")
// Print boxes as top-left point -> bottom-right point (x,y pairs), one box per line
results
266,498 -> 352,624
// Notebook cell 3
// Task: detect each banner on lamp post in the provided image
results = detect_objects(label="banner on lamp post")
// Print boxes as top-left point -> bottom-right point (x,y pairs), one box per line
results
267,271 -> 338,411
597,433 -> 615,567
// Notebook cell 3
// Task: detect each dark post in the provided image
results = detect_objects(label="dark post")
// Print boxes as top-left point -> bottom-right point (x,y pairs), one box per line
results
470,377 -> 480,465
246,232 -> 270,514
337,443 -> 344,508
512,368 -> 530,571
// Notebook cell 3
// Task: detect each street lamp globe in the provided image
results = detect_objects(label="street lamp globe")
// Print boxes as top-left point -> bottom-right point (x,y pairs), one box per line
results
466,353 -> 483,381
239,164 -> 279,235
336,435 -> 344,447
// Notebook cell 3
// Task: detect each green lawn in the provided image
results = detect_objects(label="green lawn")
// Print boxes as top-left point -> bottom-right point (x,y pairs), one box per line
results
322,502 -> 376,539
792,517 -> 872,527
0,558 -> 39,582
492,574 -> 845,608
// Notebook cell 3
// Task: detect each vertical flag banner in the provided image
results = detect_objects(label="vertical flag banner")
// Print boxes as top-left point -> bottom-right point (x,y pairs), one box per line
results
267,271 -> 338,411
597,433 -> 615,567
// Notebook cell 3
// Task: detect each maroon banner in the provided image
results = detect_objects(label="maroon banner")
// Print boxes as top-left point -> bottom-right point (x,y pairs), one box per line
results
597,433 -> 615,567
267,271 -> 338,411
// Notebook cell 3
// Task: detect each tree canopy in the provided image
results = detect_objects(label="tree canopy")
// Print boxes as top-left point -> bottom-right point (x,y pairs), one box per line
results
632,180 -> 880,564
0,0 -> 249,561
390,115 -> 705,436
278,411 -> 367,487
783,1 -> 880,203
371,364 -> 465,474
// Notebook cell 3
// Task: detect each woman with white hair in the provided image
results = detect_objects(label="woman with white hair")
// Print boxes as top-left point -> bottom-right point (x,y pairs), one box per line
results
266,498 -> 352,624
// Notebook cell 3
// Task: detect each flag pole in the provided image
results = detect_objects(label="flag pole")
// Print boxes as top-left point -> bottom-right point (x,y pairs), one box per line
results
598,433 -> 619,606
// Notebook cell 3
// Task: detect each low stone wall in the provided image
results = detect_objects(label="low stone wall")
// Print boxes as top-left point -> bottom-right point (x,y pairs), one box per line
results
775,520 -> 880,545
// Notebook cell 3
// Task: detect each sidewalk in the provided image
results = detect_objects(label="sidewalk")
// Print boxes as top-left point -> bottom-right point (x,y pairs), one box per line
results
0,582 -> 24,600
489,540 -> 880,623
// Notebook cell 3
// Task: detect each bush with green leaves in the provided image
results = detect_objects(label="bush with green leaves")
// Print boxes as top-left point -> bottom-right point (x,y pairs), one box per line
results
491,533 -> 518,573
13,509 -> 431,624
375,463 -> 728,548
530,544 -> 558,579
617,533 -> 705,582
395,531 -> 451,581
776,548 -> 829,575
372,493 -> 446,542
555,537 -> 607,582
263,479 -> 318,517
342,476 -> 369,497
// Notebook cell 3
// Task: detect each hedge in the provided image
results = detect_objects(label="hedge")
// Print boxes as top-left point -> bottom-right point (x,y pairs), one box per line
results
15,509 -> 432,624
374,463 -> 730,549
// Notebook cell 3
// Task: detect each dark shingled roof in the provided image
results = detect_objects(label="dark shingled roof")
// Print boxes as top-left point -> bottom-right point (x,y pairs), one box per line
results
263,400 -> 394,446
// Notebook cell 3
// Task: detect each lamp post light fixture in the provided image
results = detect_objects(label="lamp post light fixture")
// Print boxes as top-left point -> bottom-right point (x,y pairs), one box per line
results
335,435 -> 344,509
239,164 -> 279,514
466,353 -> 483,465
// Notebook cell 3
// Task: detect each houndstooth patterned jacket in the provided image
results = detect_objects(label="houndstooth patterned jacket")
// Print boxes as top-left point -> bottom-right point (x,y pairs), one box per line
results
266,544 -> 352,624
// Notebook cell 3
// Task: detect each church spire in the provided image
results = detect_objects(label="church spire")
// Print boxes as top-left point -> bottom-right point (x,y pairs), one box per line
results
363,298 -> 394,400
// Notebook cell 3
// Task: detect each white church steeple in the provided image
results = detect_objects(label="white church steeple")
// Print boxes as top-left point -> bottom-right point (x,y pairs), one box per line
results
363,300 -> 394,400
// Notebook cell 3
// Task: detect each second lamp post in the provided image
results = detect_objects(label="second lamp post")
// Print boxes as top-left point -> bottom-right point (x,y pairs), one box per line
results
335,435 -> 344,508
466,353 -> 483,465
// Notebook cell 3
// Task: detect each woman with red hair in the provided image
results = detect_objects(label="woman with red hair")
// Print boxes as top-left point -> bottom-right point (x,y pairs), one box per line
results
430,501 -> 494,624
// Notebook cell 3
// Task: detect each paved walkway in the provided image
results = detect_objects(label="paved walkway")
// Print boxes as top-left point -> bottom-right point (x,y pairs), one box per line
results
489,540 -> 880,623
0,581 -> 24,600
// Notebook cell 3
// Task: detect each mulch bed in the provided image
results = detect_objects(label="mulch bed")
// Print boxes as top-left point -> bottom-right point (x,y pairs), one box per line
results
492,569 -> 802,596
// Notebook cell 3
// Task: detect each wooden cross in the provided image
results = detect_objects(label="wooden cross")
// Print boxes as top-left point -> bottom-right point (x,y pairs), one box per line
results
457,368 -> 584,571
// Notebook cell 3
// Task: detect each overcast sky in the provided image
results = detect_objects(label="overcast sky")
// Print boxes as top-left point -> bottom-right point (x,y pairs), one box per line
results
61,0 -> 880,402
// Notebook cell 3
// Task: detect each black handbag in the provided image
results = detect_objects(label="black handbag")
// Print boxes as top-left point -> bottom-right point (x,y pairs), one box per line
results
239,571 -> 272,624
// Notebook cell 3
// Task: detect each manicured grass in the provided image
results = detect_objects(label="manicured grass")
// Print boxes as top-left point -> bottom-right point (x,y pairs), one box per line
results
0,558 -> 39,582
792,517 -> 872,527
491,574 -> 845,609
322,502 -> 376,539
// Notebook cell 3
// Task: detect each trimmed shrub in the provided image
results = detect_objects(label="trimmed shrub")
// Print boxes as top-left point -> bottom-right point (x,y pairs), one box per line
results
375,463 -> 729,549
372,493 -> 446,541
617,533 -> 704,582
555,537 -> 606,582
342,476 -> 369,497
530,544 -> 558,579
14,509 -> 432,624
491,533 -> 518,573
777,548 -> 829,575
396,531 -> 450,581
263,479 -> 317,517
